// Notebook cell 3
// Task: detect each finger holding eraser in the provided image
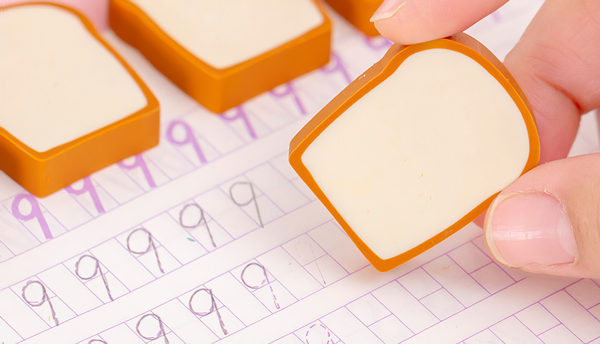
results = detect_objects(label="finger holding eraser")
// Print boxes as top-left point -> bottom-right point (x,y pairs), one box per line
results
289,33 -> 540,272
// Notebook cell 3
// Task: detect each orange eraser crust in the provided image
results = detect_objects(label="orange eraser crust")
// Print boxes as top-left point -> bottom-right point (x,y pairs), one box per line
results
109,0 -> 331,114
324,0 -> 383,37
0,3 -> 159,198
289,33 -> 540,272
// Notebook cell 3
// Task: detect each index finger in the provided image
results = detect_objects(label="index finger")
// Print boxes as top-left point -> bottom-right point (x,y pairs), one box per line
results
371,0 -> 509,44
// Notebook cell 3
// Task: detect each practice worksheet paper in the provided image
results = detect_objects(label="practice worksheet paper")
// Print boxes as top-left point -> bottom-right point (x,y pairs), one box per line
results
2,1 -> 600,343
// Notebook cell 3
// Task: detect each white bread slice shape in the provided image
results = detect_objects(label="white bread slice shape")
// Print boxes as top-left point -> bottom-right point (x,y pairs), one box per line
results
289,34 -> 540,271
0,3 -> 159,197
109,0 -> 331,113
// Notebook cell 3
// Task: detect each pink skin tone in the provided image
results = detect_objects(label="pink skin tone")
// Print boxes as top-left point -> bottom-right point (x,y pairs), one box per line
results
372,0 -> 600,278
3,0 -> 109,32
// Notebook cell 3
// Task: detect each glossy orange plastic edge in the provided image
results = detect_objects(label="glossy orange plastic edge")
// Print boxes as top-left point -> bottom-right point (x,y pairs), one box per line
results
109,0 -> 332,114
324,0 -> 383,36
0,2 -> 160,198
289,33 -> 540,272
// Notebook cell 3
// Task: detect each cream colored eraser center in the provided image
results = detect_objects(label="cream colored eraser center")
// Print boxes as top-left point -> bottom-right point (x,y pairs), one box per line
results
128,0 -> 324,69
302,49 -> 530,260
0,5 -> 147,153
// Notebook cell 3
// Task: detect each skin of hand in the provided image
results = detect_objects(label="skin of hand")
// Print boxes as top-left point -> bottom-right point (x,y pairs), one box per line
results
371,0 -> 600,278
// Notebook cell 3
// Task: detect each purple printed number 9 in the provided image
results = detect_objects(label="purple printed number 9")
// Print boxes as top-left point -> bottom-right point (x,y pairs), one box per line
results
118,154 -> 156,188
221,106 -> 257,140
11,193 -> 52,239
270,83 -> 307,116
321,52 -> 352,85
66,177 -> 105,215
167,120 -> 207,164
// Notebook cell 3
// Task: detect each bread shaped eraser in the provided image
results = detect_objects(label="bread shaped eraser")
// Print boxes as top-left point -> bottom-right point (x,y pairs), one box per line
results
289,33 -> 540,272
109,0 -> 331,113
324,0 -> 382,37
0,3 -> 159,198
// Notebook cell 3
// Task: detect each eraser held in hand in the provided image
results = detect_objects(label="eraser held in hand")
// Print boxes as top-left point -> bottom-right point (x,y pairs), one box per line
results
289,33 -> 540,272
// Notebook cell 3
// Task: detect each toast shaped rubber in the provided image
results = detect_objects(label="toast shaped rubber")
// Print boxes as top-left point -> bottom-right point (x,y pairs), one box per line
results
324,0 -> 383,37
109,0 -> 331,113
289,33 -> 540,272
0,3 -> 159,197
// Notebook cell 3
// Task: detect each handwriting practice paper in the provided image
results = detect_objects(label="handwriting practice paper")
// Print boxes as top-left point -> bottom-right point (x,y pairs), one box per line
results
2,1 -> 600,343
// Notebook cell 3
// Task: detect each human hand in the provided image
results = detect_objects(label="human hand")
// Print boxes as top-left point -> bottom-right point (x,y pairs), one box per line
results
371,0 -> 600,278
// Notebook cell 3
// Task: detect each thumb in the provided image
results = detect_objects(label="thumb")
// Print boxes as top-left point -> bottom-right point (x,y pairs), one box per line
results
370,0 -> 508,44
484,153 -> 600,278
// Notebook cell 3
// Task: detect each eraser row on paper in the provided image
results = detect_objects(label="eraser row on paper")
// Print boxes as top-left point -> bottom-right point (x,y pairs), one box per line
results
289,33 -> 540,272
0,0 -> 333,197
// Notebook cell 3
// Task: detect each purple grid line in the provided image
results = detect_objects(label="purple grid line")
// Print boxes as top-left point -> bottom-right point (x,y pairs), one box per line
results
59,261 -> 105,310
64,188 -> 96,220
114,236 -> 163,282
10,281 -> 52,339
488,316 -> 540,344
0,315 -> 24,341
0,235 -> 17,258
306,222 -> 352,276
174,295 -> 221,339
2,200 -> 42,246
461,329 -> 506,344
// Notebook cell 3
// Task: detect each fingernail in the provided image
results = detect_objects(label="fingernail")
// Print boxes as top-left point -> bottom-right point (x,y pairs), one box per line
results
485,192 -> 578,268
370,0 -> 406,22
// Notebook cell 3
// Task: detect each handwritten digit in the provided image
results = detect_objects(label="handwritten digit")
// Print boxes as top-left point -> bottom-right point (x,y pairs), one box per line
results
22,280 -> 59,326
221,106 -> 257,139
118,154 -> 156,188
12,194 -> 52,239
127,228 -> 164,274
270,83 -> 307,115
66,177 -> 105,214
241,262 -> 280,309
229,182 -> 263,228
166,120 -> 207,164
179,203 -> 215,248
136,313 -> 169,344
189,288 -> 228,335
75,254 -> 113,301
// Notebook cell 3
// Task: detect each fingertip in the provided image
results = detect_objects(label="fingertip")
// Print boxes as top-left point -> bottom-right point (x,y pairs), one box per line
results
369,0 -> 406,22
372,0 -> 508,44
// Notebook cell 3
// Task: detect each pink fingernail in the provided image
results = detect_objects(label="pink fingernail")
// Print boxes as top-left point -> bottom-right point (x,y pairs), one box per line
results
486,192 -> 577,268
370,0 -> 406,22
